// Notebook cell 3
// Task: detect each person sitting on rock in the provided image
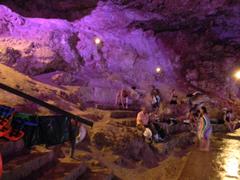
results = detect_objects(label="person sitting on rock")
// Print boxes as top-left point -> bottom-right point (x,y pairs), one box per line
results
223,109 -> 236,132
151,85 -> 161,111
136,106 -> 150,131
136,106 -> 165,143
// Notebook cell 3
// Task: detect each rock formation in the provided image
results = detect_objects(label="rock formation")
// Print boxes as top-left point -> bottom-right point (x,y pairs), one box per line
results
0,0 -> 240,106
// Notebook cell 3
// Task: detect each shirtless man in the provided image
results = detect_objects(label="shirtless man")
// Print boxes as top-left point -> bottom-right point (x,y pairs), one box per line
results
136,106 -> 164,142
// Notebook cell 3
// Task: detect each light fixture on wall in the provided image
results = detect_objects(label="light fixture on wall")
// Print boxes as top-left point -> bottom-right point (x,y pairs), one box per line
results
234,70 -> 240,80
94,37 -> 101,45
154,66 -> 163,81
155,67 -> 161,73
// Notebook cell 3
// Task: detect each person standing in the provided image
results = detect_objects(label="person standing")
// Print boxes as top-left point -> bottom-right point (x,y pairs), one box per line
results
115,86 -> 140,109
151,85 -> 161,110
224,109 -> 236,132
198,106 -> 212,151
170,88 -> 178,115
115,88 -> 130,109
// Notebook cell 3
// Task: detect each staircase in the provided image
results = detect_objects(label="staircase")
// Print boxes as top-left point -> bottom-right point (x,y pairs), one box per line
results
0,139 -> 89,180
0,138 -> 118,180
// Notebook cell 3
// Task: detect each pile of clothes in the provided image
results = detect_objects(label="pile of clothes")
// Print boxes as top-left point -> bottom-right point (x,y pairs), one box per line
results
0,105 -> 71,147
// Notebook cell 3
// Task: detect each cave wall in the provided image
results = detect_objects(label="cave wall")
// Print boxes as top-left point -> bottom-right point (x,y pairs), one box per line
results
0,0 -> 99,21
0,0 -> 240,105
0,3 -> 177,104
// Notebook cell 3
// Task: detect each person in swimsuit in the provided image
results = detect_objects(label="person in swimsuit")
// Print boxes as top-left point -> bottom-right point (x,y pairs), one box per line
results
224,109 -> 236,132
169,89 -> 178,115
198,106 -> 212,151
116,86 -> 140,109
170,89 -> 178,105
115,88 -> 130,109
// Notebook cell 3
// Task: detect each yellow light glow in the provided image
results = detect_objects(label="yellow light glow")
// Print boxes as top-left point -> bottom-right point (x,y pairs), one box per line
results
156,67 -> 161,73
225,156 -> 239,178
234,71 -> 240,80
222,135 -> 240,179
94,37 -> 101,45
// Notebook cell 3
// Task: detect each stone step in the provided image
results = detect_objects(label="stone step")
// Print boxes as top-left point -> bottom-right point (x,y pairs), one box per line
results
37,159 -> 87,180
0,139 -> 25,158
96,104 -> 139,112
2,148 -> 54,180
116,119 -> 136,127
117,120 -> 191,134
110,111 -> 137,119
78,167 -> 115,180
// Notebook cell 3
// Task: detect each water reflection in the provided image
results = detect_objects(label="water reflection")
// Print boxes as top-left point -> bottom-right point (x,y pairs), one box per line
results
219,132 -> 240,179
225,154 -> 239,178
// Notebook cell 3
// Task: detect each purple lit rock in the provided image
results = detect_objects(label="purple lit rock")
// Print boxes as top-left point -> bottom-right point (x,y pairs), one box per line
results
0,1 -> 240,106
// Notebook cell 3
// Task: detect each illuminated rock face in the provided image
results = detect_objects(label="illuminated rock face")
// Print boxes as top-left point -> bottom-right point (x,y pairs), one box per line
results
0,5 -> 82,76
0,4 -> 176,104
0,1 -> 240,104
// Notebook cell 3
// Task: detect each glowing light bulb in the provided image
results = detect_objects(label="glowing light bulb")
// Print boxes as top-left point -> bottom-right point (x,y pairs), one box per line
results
94,37 -> 101,45
156,67 -> 161,73
234,70 -> 240,80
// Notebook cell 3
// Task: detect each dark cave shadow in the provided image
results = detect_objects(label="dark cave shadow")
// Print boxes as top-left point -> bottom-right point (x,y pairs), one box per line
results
0,0 -> 99,21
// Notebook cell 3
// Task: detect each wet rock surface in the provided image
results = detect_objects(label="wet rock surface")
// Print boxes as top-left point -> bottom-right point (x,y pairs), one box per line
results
178,129 -> 240,179
91,120 -> 194,168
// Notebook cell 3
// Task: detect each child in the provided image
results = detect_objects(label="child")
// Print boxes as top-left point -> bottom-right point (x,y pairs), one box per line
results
198,106 -> 212,151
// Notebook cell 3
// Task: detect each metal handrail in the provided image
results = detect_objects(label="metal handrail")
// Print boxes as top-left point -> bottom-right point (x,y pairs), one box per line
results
0,82 -> 93,127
